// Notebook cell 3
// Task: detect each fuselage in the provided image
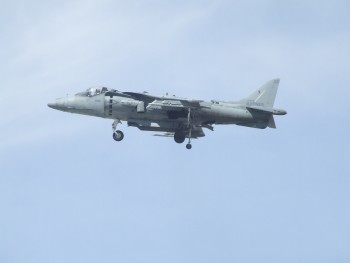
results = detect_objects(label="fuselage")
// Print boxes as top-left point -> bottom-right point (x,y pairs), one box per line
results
48,91 -> 267,129
48,80 -> 287,149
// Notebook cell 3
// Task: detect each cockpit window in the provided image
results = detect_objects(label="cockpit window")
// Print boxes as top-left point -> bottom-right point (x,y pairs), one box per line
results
75,87 -> 109,97
88,88 -> 100,96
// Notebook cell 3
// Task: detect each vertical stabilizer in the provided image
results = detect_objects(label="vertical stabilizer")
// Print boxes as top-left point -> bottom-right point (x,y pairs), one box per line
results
241,79 -> 280,108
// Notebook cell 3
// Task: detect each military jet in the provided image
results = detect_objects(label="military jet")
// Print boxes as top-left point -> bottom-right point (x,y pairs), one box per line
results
48,79 -> 286,149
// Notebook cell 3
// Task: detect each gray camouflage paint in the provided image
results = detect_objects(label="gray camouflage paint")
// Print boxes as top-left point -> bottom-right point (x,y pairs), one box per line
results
48,79 -> 287,148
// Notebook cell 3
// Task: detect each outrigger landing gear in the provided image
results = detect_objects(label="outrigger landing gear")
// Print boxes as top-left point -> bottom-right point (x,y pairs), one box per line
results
112,120 -> 124,142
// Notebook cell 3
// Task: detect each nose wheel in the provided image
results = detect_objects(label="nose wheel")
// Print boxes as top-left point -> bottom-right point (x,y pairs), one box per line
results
112,120 -> 124,142
186,143 -> 192,150
113,130 -> 124,141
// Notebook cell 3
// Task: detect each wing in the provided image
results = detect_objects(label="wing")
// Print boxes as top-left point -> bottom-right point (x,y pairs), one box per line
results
123,92 -> 204,108
105,90 -> 134,99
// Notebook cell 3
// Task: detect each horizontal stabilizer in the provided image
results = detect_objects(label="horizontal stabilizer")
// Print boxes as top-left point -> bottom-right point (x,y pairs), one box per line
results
246,105 -> 287,115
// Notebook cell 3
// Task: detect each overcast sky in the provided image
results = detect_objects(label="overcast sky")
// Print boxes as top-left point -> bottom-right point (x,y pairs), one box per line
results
1,1 -> 350,262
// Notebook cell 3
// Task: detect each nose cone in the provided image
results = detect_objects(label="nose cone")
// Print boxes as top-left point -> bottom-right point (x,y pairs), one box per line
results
47,102 -> 56,109
47,98 -> 67,111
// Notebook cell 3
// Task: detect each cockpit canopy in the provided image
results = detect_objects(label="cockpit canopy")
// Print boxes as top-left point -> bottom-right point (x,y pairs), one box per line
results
75,87 -> 109,97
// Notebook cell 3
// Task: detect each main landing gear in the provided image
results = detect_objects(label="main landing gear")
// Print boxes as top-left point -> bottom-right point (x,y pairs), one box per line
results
186,132 -> 193,150
173,108 -> 194,150
174,131 -> 186,144
185,108 -> 193,150
112,120 -> 124,142
174,130 -> 192,150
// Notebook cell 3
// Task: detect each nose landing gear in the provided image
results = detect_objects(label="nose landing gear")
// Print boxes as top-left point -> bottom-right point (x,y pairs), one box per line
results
113,130 -> 124,141
112,120 -> 124,142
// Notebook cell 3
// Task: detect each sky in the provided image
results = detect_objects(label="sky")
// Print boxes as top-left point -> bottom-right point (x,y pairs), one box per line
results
0,0 -> 350,262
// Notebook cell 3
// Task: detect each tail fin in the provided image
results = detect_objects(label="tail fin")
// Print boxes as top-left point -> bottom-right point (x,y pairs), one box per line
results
240,79 -> 280,108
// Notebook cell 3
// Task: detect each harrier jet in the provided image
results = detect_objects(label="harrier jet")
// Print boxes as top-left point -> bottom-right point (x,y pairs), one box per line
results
48,79 -> 286,149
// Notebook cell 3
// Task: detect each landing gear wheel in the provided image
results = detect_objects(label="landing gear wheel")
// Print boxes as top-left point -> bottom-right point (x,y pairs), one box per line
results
113,130 -> 124,141
174,131 -> 186,144
186,143 -> 192,150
